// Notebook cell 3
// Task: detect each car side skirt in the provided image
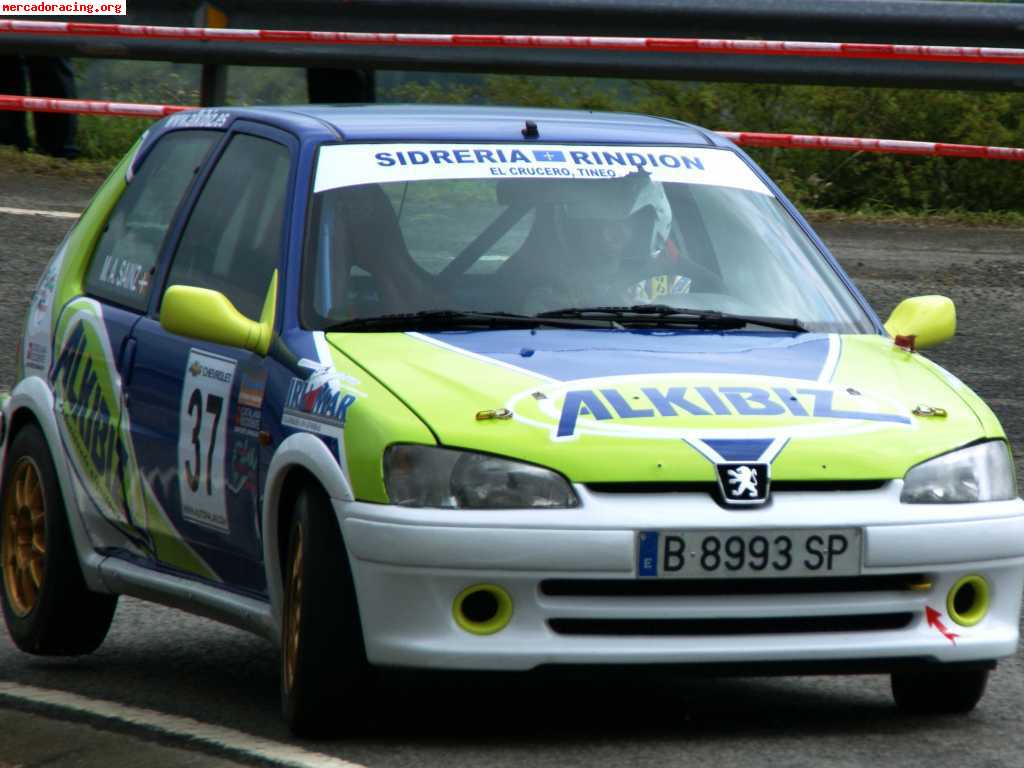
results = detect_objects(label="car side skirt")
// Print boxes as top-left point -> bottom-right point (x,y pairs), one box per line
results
97,556 -> 275,640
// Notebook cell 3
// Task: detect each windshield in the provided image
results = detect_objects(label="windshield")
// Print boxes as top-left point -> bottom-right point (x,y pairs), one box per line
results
302,143 -> 874,333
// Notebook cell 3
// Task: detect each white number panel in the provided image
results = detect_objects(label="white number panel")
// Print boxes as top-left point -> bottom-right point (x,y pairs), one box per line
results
178,349 -> 236,532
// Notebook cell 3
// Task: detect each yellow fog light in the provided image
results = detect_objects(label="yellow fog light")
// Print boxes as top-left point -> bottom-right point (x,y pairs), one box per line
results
946,575 -> 991,627
452,584 -> 513,635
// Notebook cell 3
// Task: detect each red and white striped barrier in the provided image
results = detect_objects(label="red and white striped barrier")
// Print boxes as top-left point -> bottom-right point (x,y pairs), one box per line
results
718,131 -> 1024,161
2,95 -> 1022,161
3,19 -> 1024,66
0,94 -> 187,118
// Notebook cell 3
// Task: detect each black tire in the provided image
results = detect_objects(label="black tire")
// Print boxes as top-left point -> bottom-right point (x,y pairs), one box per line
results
891,665 -> 990,714
1,423 -> 117,655
281,485 -> 370,737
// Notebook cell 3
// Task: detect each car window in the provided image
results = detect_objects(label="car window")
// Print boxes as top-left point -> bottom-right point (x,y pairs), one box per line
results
304,142 -> 875,332
84,130 -> 220,311
307,179 -> 535,322
165,133 -> 291,320
381,180 -> 534,275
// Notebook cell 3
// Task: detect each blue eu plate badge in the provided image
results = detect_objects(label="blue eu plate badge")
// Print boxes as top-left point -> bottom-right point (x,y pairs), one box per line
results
637,531 -> 659,577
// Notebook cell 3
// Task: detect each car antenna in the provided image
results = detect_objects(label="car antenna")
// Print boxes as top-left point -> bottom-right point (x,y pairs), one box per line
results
522,120 -> 539,139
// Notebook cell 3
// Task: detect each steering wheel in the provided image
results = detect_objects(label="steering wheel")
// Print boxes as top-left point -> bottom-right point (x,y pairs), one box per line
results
619,253 -> 728,295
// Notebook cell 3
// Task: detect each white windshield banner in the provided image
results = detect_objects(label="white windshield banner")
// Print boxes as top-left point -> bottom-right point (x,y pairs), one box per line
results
314,143 -> 773,196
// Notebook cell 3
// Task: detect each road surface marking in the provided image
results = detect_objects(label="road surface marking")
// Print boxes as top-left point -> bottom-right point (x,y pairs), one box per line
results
0,206 -> 79,219
0,682 -> 367,768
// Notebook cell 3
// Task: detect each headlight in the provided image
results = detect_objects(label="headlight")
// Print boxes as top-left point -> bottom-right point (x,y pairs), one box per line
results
901,441 -> 1016,503
384,445 -> 578,509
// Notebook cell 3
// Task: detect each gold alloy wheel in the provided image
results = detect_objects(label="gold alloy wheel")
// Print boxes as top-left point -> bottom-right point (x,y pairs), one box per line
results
2,457 -> 46,617
283,523 -> 304,693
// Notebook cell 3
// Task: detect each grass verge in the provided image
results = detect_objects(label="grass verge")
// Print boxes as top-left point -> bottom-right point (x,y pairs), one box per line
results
0,146 -> 114,183
805,207 -> 1024,229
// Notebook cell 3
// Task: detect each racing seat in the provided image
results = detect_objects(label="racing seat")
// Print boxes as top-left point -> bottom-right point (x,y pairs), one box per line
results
491,204 -> 569,312
336,183 -> 448,316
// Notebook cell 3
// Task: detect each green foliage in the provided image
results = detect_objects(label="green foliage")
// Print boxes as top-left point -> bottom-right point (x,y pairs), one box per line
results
53,61 -> 1024,214
72,60 -> 200,162
76,116 -> 151,161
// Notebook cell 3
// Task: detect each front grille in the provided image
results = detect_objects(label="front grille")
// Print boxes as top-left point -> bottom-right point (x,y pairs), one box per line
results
548,613 -> 914,636
541,575 -> 927,598
585,480 -> 888,494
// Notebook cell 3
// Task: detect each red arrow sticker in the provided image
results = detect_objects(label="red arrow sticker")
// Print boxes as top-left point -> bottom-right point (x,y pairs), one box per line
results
926,606 -> 960,645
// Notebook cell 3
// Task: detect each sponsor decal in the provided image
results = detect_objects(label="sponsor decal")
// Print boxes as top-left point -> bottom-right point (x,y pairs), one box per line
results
22,245 -> 66,377
165,109 -> 230,130
32,262 -> 58,313
375,147 -> 705,178
48,302 -> 216,577
282,366 -> 358,435
188,358 -> 233,384
97,256 -> 152,295
233,369 -> 267,436
24,342 -> 48,374
238,370 -> 267,409
227,438 -> 258,496
178,350 -> 236,532
507,373 -> 914,442
50,313 -> 130,526
315,143 -> 771,196
235,405 -> 261,435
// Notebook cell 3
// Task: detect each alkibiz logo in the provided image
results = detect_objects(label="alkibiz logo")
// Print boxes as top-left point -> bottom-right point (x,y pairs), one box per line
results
50,317 -> 129,524
507,374 -> 914,441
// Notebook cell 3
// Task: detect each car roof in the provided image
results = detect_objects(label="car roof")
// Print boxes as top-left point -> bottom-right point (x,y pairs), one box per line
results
284,104 -> 716,145
150,104 -> 721,147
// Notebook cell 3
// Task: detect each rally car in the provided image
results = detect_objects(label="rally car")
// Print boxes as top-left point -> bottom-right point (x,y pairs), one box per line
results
2,104 -> 1022,735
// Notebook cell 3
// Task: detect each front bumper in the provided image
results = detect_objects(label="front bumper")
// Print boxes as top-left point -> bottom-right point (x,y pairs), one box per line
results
337,482 -> 1024,671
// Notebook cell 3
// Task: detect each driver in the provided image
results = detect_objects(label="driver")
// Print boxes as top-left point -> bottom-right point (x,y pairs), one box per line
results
522,172 -> 689,314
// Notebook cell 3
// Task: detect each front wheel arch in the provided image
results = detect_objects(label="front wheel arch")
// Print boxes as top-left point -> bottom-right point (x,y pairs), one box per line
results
1,422 -> 118,655
262,432 -> 354,642
279,482 -> 369,736
275,466 -> 319,587
7,405 -> 42,450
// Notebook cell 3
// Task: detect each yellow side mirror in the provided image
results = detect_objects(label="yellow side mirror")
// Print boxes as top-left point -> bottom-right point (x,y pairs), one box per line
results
160,271 -> 278,356
883,295 -> 956,350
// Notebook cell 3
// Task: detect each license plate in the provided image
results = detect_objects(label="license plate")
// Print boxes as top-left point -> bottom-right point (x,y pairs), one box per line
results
636,529 -> 862,578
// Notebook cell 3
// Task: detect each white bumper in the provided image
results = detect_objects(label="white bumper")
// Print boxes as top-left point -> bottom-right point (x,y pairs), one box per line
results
337,482 -> 1024,671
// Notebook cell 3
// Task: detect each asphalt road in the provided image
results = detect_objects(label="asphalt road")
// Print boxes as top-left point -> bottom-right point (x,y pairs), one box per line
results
0,171 -> 1023,767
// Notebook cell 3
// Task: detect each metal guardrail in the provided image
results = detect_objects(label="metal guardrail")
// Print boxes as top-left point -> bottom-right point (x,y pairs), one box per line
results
4,32 -> 1023,95
120,1 -> 1024,45
9,22 -> 1024,65
3,0 -> 1024,103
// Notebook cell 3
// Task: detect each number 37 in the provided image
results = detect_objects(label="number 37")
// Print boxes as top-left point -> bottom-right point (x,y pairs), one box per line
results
184,388 -> 223,496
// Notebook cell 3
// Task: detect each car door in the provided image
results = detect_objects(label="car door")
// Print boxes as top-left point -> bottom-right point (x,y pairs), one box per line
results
123,123 -> 296,593
50,129 -> 222,559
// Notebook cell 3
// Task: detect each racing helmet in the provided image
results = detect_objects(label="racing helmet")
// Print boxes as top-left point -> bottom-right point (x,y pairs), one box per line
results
558,170 -> 673,266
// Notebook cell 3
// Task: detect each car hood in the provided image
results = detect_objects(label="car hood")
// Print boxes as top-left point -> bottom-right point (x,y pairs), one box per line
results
331,329 -> 996,483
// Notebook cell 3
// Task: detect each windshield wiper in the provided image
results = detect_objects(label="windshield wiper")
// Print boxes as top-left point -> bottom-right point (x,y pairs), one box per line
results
536,305 -> 808,333
328,309 -> 622,332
